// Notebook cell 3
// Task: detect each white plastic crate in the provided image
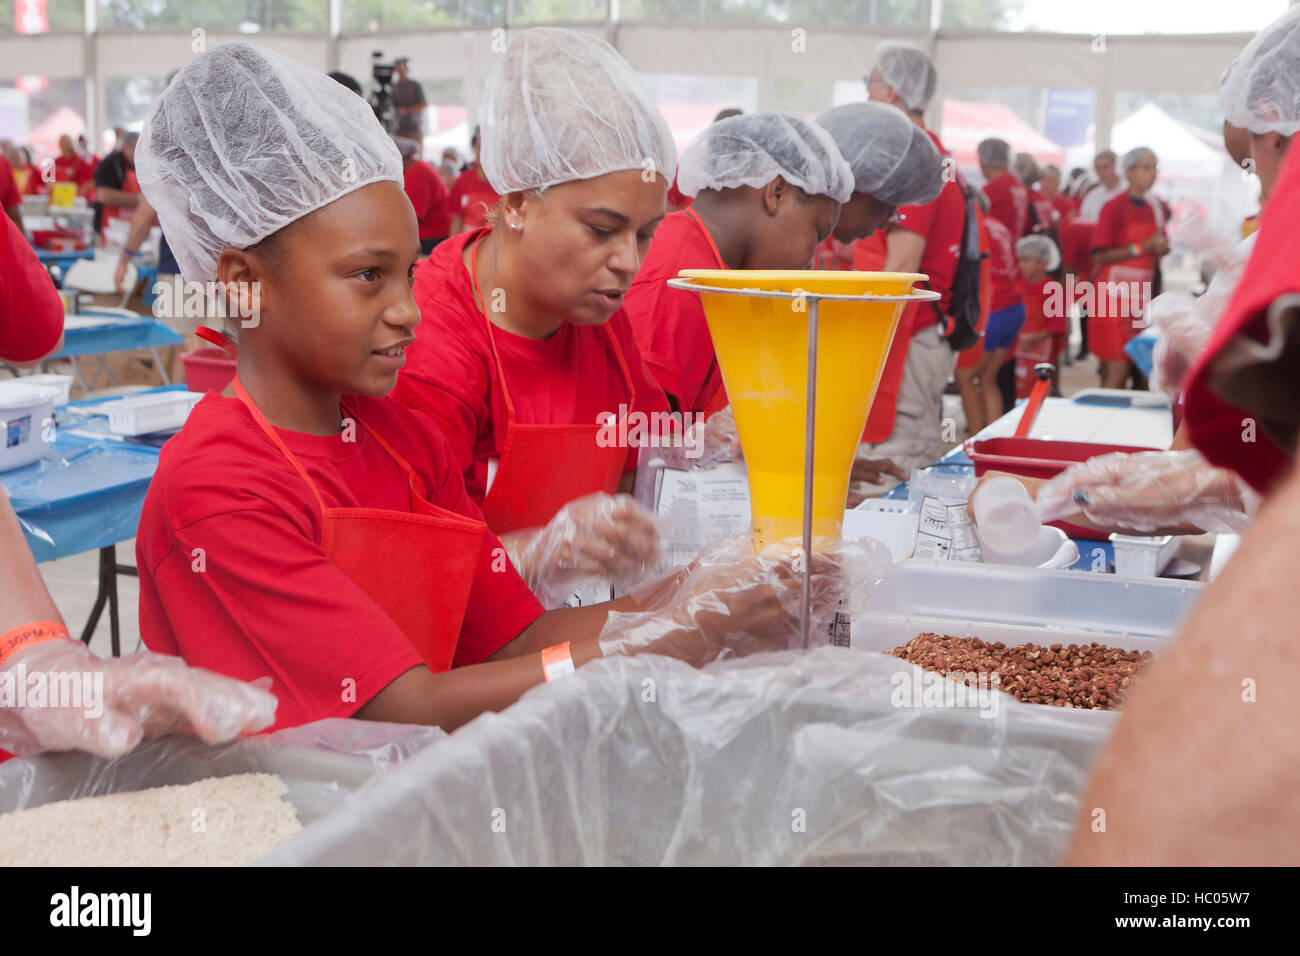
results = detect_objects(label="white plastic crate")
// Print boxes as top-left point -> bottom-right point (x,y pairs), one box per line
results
863,559 -> 1203,638
12,373 -> 73,405
101,391 -> 203,436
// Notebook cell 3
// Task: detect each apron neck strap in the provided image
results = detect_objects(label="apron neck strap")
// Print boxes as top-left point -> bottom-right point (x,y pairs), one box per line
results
231,378 -> 430,515
470,231 -> 639,425
684,206 -> 728,269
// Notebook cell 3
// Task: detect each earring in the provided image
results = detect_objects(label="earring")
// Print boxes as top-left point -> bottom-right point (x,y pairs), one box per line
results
510,221 -> 520,230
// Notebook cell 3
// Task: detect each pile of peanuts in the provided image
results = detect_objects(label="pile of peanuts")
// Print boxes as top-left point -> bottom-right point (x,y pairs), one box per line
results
889,633 -> 1154,710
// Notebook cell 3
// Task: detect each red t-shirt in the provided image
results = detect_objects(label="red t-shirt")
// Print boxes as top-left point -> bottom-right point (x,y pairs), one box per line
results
448,165 -> 499,231
852,128 -> 964,337
394,230 -> 670,503
52,155 -> 91,187
0,155 -> 20,209
625,210 -> 729,414
137,393 -> 543,733
985,216 -> 1024,313
1091,192 -> 1169,261
1018,277 -> 1056,342
1051,195 -> 1078,221
984,171 -> 1030,240
1027,187 -> 1056,234
403,160 -> 451,239
1,215 -> 64,362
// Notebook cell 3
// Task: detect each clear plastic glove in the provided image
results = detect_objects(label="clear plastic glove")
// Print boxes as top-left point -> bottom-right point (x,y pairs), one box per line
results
501,492 -> 664,608
1168,208 -> 1239,274
0,639 -> 278,759
1037,450 -> 1255,535
685,405 -> 742,466
598,535 -> 883,666
1146,250 -> 1246,400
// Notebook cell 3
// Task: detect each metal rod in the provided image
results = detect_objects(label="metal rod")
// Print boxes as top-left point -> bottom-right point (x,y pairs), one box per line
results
800,298 -> 818,652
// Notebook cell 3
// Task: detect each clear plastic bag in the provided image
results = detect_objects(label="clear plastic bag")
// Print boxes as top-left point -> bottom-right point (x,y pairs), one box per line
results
258,650 -> 1111,866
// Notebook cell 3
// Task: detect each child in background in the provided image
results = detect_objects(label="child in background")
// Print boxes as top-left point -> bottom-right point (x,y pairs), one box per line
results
1015,235 -> 1062,398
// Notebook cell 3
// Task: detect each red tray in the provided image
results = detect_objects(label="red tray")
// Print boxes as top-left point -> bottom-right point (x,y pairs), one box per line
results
966,437 -> 1160,540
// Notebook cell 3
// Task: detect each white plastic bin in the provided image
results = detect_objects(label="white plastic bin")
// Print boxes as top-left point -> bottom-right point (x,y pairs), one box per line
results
100,391 -> 203,436
0,383 -> 60,472
862,559 -> 1203,638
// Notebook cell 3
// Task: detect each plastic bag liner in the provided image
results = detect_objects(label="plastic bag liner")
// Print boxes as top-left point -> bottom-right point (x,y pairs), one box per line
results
0,718 -> 445,841
260,649 -> 1112,866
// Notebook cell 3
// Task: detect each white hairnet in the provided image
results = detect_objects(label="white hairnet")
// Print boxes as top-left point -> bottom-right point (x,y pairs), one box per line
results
676,113 -> 854,204
479,28 -> 676,194
135,42 -> 402,284
816,102 -> 944,207
977,137 -> 1011,168
1220,4 -> 1300,136
1123,146 -> 1156,171
872,41 -> 938,113
1016,234 -> 1061,272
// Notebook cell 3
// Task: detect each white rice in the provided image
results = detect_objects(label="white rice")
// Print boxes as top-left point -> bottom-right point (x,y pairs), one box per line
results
0,772 -> 302,866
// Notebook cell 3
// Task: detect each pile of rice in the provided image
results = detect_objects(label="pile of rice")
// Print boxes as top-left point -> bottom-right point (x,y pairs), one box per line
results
0,773 -> 302,866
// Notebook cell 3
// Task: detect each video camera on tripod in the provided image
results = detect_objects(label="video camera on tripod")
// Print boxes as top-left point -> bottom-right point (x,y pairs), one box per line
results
370,51 -> 396,134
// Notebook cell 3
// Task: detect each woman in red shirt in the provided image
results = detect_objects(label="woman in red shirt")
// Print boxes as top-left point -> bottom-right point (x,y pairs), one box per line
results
134,39 -> 826,734
393,28 -> 680,604
1091,147 -> 1170,389
1013,234 -> 1063,397
396,137 -> 450,255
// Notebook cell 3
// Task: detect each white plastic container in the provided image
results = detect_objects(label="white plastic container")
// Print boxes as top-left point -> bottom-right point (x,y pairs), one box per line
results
1109,533 -> 1180,578
863,559 -> 1203,638
12,373 -> 73,406
970,475 -> 1041,557
982,525 -> 1079,569
101,391 -> 203,436
0,383 -> 60,472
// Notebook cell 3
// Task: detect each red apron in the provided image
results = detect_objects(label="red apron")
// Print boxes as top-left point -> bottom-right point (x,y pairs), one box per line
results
1092,200 -> 1164,361
234,378 -> 484,672
469,235 -> 638,534
1186,146 -> 1300,496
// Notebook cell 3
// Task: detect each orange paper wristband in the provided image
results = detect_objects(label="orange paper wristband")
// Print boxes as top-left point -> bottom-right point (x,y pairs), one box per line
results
541,641 -> 575,682
0,621 -> 74,667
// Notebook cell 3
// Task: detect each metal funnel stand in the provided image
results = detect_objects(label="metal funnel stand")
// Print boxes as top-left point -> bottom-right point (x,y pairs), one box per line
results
667,278 -> 940,650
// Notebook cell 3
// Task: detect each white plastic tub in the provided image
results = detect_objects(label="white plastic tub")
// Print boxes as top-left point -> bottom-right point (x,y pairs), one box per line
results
11,373 -> 73,406
0,383 -> 60,472
1109,533 -> 1180,578
862,559 -> 1203,638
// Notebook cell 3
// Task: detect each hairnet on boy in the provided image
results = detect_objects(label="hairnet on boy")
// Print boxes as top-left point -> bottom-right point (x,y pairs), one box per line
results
816,102 -> 944,207
135,42 -> 403,284
478,27 -> 677,194
676,112 -> 854,204
1016,234 -> 1061,272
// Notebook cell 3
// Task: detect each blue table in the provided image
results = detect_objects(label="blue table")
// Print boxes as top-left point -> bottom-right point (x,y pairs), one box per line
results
48,311 -> 184,390
2,386 -> 186,654
35,248 -> 94,268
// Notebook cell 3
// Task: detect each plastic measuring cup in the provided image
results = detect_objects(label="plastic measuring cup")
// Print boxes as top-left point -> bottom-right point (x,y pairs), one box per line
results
970,475 -> 1042,557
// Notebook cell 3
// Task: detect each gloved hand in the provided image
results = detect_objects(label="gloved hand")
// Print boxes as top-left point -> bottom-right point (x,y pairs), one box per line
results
598,535 -> 883,666
501,492 -> 664,608
684,405 -> 742,466
1145,249 -> 1246,401
1037,450 -> 1255,535
0,638 -> 278,759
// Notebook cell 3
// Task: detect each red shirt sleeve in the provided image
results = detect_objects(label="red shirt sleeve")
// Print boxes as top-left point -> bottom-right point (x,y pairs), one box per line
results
0,214 -> 64,363
892,197 -> 937,239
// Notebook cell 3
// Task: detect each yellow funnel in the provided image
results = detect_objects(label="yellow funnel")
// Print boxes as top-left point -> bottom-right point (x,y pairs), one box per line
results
680,269 -> 924,552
